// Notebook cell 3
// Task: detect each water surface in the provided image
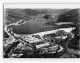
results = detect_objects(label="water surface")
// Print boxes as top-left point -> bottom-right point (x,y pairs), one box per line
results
13,22 -> 55,34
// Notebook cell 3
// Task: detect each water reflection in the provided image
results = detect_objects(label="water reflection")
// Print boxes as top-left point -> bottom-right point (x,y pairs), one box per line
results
12,22 -> 54,34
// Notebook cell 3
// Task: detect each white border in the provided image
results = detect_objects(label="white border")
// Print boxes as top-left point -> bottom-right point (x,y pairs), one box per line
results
4,4 -> 80,9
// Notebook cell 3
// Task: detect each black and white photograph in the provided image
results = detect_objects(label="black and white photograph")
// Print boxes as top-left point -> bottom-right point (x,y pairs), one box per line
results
3,4 -> 80,58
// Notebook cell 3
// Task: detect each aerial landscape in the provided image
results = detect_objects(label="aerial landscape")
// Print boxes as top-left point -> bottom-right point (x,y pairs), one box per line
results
3,6 -> 80,58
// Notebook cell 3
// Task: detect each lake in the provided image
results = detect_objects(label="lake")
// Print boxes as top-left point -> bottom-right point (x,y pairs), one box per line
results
12,21 -> 55,34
